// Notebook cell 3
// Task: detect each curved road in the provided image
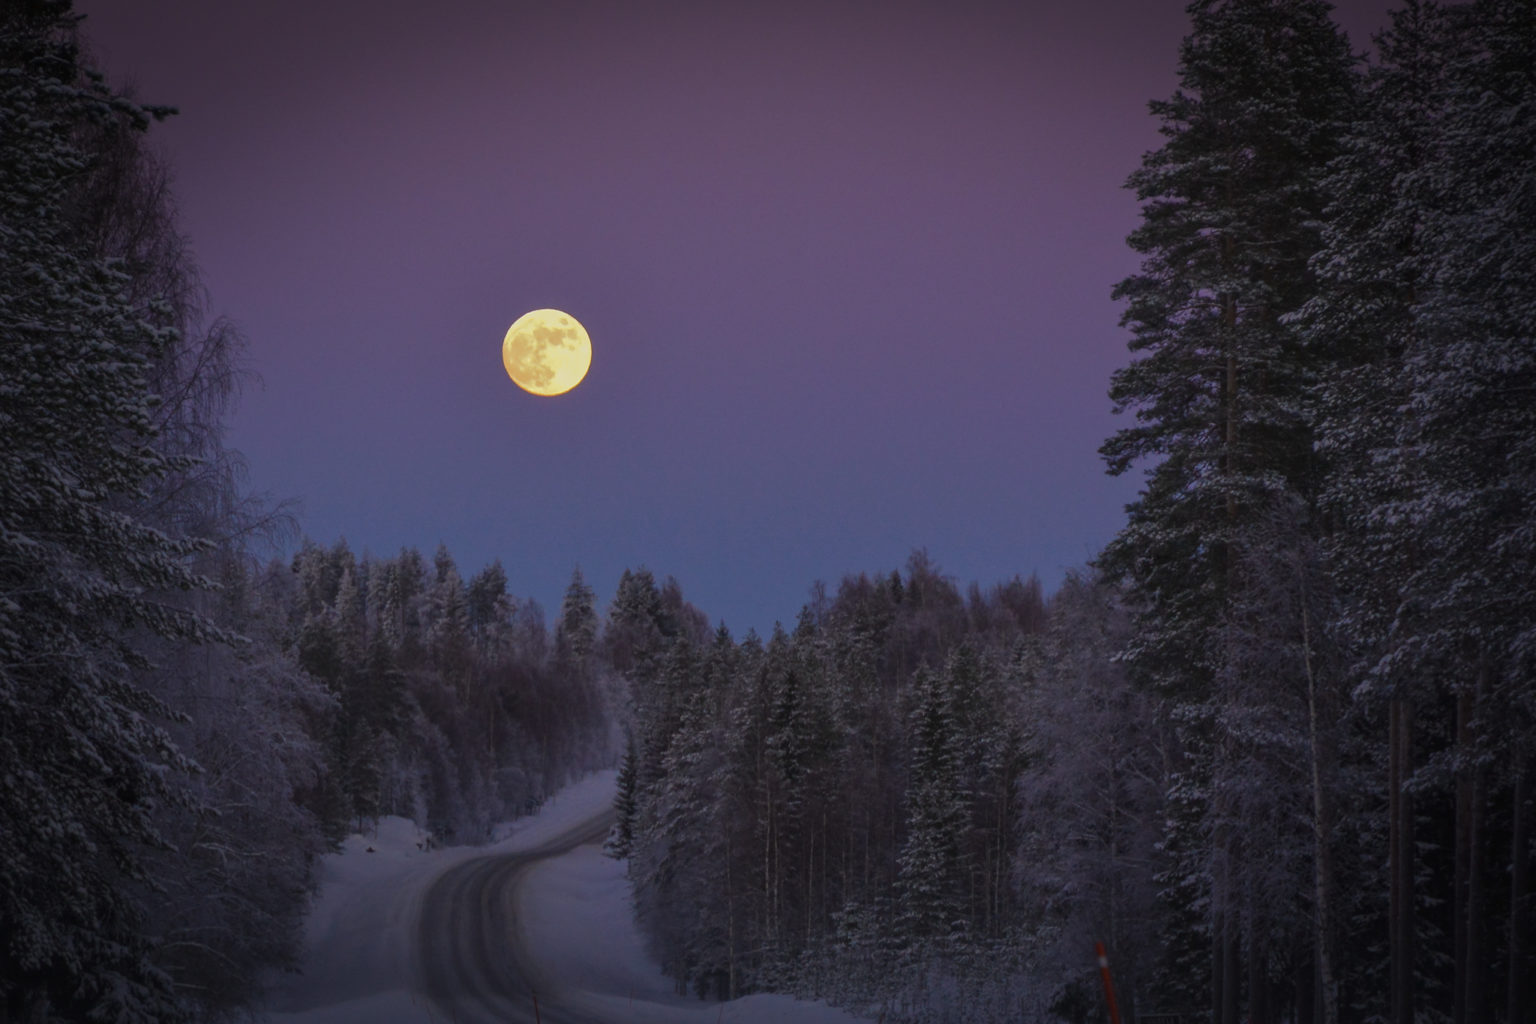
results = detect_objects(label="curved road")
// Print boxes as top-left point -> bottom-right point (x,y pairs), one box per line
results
415,806 -> 616,1024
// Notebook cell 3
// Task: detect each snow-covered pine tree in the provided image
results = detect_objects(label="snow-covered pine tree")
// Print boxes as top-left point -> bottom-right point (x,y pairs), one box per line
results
89,98 -> 329,1010
938,640 -> 1019,944
427,543 -> 471,689
368,547 -> 426,662
636,671 -> 728,997
554,566 -> 598,672
334,556 -> 367,663
465,558 -> 511,657
1014,573 -> 1163,1022
1097,2 -> 1357,1020
1294,4 -> 1469,1017
606,733 -> 640,859
605,567 -> 667,688
1383,5 -> 1536,1018
0,3 -> 221,1017
896,665 -> 967,961
137,568 -> 328,1016
1301,3 -> 1536,1018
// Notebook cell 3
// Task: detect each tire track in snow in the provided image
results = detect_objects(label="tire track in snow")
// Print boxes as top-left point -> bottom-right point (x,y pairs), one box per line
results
415,806 -> 616,1024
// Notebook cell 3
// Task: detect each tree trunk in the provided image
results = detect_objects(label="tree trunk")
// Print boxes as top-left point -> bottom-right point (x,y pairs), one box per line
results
1247,911 -> 1268,1024
1218,276 -> 1240,1024
1296,943 -> 1315,1024
1212,845 -> 1242,1024
1390,697 -> 1414,1024
1454,686 -> 1470,1024
1212,905 -> 1226,1024
1509,753 -> 1529,1024
1302,596 -> 1338,1024
995,778 -> 1007,938
727,838 -> 738,1000
1222,285 -> 1239,537
1224,915 -> 1241,1024
1454,665 -> 1488,1024
765,792 -> 776,949
806,827 -> 815,949
1464,663 -> 1489,1024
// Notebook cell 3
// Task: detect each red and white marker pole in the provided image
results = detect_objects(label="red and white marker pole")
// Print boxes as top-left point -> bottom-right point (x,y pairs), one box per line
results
1095,940 -> 1123,1024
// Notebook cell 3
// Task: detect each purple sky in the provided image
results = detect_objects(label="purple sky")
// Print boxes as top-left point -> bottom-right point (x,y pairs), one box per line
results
77,0 -> 1395,636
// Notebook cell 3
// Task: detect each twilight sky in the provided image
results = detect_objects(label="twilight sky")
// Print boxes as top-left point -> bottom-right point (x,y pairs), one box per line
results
77,0 -> 1395,636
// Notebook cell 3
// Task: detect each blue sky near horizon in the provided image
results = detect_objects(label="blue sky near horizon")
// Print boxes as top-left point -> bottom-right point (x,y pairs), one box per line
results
77,0 -> 1397,635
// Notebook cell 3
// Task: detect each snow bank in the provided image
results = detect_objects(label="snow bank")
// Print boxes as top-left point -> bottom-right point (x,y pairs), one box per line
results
487,768 -> 623,852
265,772 -> 620,1022
519,844 -> 871,1023
265,769 -> 868,1023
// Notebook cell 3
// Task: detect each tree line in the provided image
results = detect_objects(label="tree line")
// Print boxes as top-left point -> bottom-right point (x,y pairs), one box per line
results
283,540 -> 614,845
4,0 -> 1533,1022
0,5 -> 614,1019
1102,1 -> 1533,1021
607,2 -> 1536,1022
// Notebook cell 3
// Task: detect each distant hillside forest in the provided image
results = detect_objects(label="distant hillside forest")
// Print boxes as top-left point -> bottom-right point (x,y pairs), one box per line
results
3,1 -> 1534,1024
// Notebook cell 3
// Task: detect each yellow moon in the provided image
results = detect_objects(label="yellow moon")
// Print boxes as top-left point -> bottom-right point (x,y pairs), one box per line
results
502,309 -> 592,396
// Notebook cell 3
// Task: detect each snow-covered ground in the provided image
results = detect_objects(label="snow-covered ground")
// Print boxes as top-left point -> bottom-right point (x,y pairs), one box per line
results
265,770 -> 868,1024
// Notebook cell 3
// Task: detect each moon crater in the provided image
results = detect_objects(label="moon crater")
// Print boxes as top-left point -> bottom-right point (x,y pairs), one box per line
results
502,309 -> 591,396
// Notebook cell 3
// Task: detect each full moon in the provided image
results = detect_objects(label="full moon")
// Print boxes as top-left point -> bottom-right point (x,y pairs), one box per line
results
502,309 -> 592,397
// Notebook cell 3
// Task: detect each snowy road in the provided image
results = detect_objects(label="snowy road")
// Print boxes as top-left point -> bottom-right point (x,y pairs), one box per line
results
267,771 -> 867,1024
415,806 -> 615,1024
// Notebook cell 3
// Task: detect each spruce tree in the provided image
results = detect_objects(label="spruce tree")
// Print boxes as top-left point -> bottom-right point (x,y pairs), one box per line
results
1295,4 -> 1467,1017
605,566 -> 667,686
465,558 -> 511,656
605,735 -> 640,860
1302,4 -> 1536,1018
897,666 -> 967,956
1097,2 -> 1357,1019
1376,5 -> 1536,1017
554,566 -> 598,672
427,544 -> 470,687
0,3 -> 218,1017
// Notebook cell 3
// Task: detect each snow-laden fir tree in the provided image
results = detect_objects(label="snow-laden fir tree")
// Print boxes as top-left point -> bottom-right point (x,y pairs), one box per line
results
605,734 -> 640,859
634,655 -> 729,996
1097,1 -> 1357,1020
1372,4 -> 1536,1018
464,558 -> 511,656
554,566 -> 598,671
896,664 -> 968,958
0,3 -> 220,1017
1294,3 -> 1470,1018
1014,574 -> 1163,1022
1300,3 -> 1536,1019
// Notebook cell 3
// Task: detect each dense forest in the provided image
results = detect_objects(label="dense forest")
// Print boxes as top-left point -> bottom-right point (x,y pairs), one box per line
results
2,0 -> 1533,1023
0,4 -> 615,1019
608,2 -> 1536,1023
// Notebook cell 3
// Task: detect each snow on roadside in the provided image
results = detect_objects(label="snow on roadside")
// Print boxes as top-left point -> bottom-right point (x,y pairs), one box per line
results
264,769 -> 869,1023
519,843 -> 872,1023
264,771 -> 620,1023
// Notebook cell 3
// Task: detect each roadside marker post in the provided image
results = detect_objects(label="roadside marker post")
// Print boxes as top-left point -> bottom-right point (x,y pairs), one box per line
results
1095,940 -> 1123,1024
